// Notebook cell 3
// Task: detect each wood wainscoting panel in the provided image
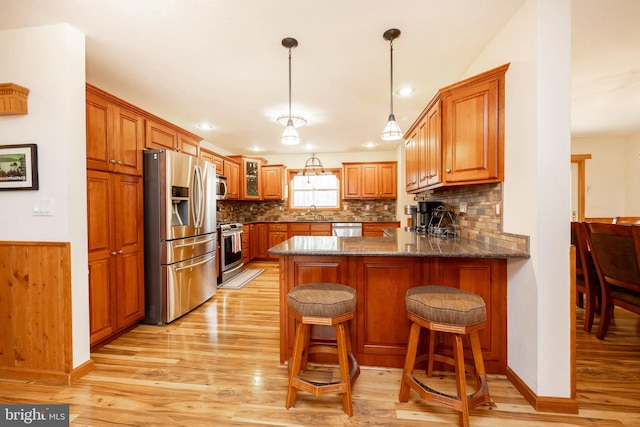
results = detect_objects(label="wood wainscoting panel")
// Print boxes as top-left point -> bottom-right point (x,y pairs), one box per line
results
0,241 -> 75,383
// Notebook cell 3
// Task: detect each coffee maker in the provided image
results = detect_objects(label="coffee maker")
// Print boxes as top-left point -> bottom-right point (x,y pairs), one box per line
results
416,201 -> 442,232
404,205 -> 418,231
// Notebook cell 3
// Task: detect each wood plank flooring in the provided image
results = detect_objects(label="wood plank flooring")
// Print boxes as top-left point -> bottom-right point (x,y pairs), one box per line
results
1,260 -> 639,426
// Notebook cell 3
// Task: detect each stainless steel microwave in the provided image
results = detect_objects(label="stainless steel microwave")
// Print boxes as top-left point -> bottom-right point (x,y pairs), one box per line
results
215,174 -> 228,200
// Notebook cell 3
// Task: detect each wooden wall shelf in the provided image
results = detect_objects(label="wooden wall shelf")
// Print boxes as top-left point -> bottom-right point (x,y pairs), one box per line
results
0,83 -> 30,115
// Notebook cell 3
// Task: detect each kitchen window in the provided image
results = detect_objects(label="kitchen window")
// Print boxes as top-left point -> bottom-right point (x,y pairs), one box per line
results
288,168 -> 342,210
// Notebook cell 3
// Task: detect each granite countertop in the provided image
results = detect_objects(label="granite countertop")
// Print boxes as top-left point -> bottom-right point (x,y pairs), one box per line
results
267,228 -> 530,259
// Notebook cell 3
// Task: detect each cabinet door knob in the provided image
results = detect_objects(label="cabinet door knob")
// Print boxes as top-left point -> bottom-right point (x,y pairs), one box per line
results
109,159 -> 116,163
445,168 -> 451,173
117,160 -> 123,165
111,251 -> 117,256
117,249 -> 124,254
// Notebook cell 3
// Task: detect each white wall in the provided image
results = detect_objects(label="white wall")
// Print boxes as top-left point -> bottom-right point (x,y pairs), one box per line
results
0,24 -> 90,368
572,133 -> 640,217
463,0 -> 572,397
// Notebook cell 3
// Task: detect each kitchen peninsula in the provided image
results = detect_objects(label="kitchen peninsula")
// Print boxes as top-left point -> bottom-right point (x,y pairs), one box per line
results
269,229 -> 529,374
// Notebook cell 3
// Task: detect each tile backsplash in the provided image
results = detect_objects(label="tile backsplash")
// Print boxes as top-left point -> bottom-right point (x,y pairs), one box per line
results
218,199 -> 397,223
417,182 -> 529,252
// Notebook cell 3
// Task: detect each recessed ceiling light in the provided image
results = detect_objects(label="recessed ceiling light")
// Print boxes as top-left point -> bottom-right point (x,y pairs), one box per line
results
364,142 -> 377,148
249,146 -> 263,152
197,123 -> 215,131
396,86 -> 414,97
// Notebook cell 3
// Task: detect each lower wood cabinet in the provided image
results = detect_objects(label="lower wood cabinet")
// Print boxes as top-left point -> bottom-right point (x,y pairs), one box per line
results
288,222 -> 332,237
268,223 -> 288,259
87,170 -> 145,349
279,254 -> 507,374
254,223 -> 268,259
242,224 -> 251,264
362,222 -> 401,237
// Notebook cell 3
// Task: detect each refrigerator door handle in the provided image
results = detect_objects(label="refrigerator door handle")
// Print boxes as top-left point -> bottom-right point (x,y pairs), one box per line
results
173,254 -> 215,273
191,164 -> 205,229
173,236 -> 216,249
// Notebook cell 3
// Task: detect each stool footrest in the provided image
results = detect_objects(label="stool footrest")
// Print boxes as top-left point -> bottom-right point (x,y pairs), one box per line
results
405,372 -> 490,411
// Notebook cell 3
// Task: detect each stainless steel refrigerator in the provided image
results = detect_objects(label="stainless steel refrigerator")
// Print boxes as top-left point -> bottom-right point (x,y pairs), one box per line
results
142,149 -> 217,325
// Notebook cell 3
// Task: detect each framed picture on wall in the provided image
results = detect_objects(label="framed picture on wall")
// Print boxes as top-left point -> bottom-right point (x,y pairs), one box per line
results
0,144 -> 39,191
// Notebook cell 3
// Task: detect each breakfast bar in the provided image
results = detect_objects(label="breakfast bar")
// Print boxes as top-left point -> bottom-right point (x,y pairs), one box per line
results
268,229 -> 529,374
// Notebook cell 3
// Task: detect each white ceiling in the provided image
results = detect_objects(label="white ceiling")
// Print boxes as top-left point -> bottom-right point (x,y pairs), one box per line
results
1,0 -> 639,155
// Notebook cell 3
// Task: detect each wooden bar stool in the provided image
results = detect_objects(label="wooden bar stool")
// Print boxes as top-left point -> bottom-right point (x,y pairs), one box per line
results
399,285 -> 491,427
286,282 -> 360,416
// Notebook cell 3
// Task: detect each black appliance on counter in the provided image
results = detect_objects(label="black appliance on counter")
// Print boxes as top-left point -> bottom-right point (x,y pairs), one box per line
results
416,201 -> 442,232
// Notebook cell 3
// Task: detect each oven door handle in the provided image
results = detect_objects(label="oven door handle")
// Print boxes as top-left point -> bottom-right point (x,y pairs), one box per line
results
223,263 -> 245,274
173,236 -> 216,249
221,230 -> 243,237
173,254 -> 215,273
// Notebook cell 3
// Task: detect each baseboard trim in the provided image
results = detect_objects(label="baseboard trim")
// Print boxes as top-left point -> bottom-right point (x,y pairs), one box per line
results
506,366 -> 579,414
0,359 -> 94,385
70,359 -> 95,383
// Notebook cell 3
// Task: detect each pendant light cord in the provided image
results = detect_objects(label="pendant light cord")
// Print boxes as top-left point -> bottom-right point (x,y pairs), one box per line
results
288,47 -> 293,121
389,39 -> 394,116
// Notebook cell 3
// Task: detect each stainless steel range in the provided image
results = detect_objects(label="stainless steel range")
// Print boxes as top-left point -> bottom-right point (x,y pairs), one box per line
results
217,222 -> 244,284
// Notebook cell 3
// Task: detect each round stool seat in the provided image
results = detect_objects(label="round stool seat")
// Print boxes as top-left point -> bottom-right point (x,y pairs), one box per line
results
406,285 -> 486,326
288,282 -> 356,318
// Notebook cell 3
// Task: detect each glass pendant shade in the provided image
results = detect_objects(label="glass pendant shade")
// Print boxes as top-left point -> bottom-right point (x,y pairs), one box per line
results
281,118 -> 300,145
381,113 -> 403,141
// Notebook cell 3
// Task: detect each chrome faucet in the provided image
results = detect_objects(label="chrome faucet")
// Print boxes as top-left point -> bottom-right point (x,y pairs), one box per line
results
308,205 -> 318,220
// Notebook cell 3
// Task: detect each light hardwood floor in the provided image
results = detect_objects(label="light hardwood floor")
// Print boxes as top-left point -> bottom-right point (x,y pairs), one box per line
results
1,260 -> 639,426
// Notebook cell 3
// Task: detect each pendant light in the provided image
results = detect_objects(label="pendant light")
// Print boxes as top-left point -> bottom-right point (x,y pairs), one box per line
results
281,37 -> 300,145
381,28 -> 403,141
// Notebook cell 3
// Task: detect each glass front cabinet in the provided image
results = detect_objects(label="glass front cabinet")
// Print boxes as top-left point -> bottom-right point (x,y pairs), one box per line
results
230,156 -> 263,200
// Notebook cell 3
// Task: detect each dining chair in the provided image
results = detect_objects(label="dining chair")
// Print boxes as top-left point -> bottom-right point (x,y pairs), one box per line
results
613,216 -> 640,225
571,222 -> 600,332
584,222 -> 640,340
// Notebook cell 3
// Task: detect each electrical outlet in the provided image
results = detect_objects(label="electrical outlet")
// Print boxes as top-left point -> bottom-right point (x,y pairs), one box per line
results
495,203 -> 501,216
459,202 -> 467,213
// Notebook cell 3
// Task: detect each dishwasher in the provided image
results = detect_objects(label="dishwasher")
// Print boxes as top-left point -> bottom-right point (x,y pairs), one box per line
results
331,222 -> 363,237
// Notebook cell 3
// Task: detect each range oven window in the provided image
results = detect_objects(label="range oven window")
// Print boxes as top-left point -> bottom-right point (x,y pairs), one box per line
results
222,232 -> 242,266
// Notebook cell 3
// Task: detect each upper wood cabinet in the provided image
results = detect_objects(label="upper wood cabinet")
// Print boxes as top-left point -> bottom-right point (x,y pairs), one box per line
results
405,129 -> 419,193
177,133 -> 199,157
405,63 -> 508,192
422,98 -> 442,187
86,88 -> 144,176
145,119 -> 201,157
261,164 -> 287,200
200,148 -> 224,174
229,156 -> 265,200
343,162 -> 397,199
223,159 -> 240,200
441,65 -> 506,185
145,119 -> 176,151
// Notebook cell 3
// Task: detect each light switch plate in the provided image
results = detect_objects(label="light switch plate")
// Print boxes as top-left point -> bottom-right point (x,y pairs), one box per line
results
33,199 -> 53,216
